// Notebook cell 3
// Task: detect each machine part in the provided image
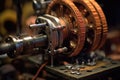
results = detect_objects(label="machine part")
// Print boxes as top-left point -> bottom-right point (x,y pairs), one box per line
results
0,35 -> 47,58
37,16 -> 59,54
53,47 -> 68,54
0,9 -> 17,36
0,14 -> 67,57
71,0 -> 102,52
43,14 -> 64,47
33,0 -> 41,14
37,16 -> 68,56
33,0 -> 51,15
87,59 -> 96,66
15,0 -> 22,35
46,0 -> 86,57
89,0 -> 108,49
46,60 -> 120,80
0,0 -> 108,67
29,22 -> 46,28
32,61 -> 48,80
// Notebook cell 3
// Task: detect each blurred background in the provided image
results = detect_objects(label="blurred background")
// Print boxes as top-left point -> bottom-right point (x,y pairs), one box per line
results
0,0 -> 120,80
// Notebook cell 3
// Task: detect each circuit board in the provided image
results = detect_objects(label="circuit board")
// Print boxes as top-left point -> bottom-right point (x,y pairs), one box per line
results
46,59 -> 120,80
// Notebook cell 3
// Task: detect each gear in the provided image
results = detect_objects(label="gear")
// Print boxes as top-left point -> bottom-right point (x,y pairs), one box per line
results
71,0 -> 102,52
89,0 -> 108,49
46,0 -> 86,57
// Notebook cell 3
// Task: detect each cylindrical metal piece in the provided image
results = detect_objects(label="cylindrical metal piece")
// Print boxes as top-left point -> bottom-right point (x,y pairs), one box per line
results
29,22 -> 46,28
0,35 -> 47,57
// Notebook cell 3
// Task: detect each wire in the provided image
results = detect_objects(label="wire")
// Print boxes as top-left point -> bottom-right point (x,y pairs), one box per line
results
32,61 -> 48,80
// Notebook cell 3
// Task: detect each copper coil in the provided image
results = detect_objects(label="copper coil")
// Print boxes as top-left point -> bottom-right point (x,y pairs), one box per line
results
89,0 -> 108,49
71,0 -> 102,52
46,0 -> 86,57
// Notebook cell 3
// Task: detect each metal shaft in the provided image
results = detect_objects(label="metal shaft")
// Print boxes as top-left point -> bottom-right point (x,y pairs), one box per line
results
0,43 -> 15,55
0,35 -> 47,57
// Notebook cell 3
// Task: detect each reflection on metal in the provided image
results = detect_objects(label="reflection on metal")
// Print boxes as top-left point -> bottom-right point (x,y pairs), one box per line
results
1,0 -> 118,80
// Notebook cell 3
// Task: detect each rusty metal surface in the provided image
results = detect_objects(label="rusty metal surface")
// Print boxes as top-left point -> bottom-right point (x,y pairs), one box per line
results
71,0 -> 102,52
89,0 -> 108,49
23,0 -> 107,56
46,60 -> 120,80
46,0 -> 86,57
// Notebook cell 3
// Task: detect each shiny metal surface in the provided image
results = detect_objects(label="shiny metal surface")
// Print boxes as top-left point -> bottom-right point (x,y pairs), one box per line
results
0,0 -> 108,67
47,0 -> 86,57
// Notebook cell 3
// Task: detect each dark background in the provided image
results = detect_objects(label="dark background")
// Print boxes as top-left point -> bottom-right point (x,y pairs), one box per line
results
96,0 -> 120,30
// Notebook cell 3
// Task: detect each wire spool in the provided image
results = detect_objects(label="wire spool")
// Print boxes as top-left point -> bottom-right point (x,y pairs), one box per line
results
70,0 -> 102,52
46,0 -> 86,57
0,9 -> 17,36
89,0 -> 108,49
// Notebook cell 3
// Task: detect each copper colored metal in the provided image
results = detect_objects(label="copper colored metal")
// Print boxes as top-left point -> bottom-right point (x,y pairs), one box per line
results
89,0 -> 108,49
46,0 -> 86,57
71,0 -> 102,52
